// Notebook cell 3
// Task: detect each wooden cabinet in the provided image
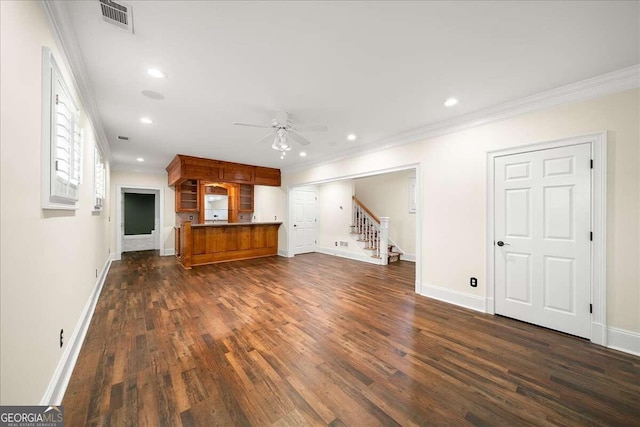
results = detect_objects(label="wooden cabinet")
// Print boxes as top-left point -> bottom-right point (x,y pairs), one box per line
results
166,154 -> 280,187
178,222 -> 281,268
238,185 -> 254,212
222,165 -> 253,184
176,179 -> 199,212
254,166 -> 281,186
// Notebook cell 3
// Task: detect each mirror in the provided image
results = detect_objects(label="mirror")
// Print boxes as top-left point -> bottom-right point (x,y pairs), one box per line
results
203,185 -> 228,222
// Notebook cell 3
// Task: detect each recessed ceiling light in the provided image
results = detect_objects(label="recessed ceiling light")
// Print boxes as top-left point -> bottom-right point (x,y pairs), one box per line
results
147,68 -> 166,78
347,134 -> 357,141
140,117 -> 153,124
136,157 -> 144,162
444,97 -> 458,107
299,152 -> 307,157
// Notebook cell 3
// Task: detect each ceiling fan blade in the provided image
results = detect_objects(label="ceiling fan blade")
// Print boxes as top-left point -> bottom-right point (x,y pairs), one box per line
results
289,131 -> 311,146
232,122 -> 273,129
256,132 -> 276,145
292,124 -> 328,132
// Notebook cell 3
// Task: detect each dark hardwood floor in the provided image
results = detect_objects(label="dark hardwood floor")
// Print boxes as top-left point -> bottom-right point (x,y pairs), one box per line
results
63,251 -> 640,426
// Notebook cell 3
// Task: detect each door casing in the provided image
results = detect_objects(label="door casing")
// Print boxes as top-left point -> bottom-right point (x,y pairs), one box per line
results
115,185 -> 166,260
486,132 -> 607,346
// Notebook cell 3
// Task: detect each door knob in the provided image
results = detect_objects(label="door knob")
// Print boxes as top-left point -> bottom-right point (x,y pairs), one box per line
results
496,241 -> 510,247
293,224 -> 297,227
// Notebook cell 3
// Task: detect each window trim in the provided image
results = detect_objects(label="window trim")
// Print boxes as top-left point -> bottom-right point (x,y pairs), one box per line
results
93,143 -> 106,212
41,47 -> 82,210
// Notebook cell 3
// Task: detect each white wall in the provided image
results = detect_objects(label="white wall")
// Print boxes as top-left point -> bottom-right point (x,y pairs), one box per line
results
110,170 -> 175,256
254,185 -> 286,222
283,88 -> 640,334
355,169 -> 416,259
254,185 -> 287,252
317,181 -> 362,256
0,1 -> 111,404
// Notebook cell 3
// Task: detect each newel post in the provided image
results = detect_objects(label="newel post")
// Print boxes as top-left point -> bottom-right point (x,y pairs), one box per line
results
379,217 -> 390,266
182,221 -> 193,269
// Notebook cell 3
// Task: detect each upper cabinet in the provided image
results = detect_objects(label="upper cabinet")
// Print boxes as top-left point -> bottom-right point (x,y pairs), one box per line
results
254,166 -> 281,186
166,155 -> 280,187
176,179 -> 199,212
238,184 -> 254,212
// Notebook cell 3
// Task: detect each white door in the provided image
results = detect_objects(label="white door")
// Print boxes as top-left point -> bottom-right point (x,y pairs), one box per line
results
494,143 -> 591,338
293,189 -> 317,255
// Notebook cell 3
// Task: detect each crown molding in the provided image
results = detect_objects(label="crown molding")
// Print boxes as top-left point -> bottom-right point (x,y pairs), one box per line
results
40,1 -> 112,160
283,64 -> 640,175
110,163 -> 167,174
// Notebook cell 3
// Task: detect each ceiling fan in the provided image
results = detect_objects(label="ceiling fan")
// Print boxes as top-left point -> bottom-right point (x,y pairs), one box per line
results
233,112 -> 327,157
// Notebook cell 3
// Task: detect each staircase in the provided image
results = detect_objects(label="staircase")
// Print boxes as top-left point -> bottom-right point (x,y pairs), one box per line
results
350,196 -> 402,265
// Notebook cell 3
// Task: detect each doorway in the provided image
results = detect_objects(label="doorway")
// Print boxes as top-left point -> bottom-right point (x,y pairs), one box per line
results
292,187 -> 317,255
115,185 -> 165,259
487,132 -> 607,344
122,192 -> 159,252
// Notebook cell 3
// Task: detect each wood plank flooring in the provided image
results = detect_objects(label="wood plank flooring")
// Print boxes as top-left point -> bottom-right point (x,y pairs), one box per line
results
63,251 -> 640,426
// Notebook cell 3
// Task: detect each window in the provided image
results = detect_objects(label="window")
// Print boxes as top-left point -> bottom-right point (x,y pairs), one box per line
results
94,144 -> 106,210
42,47 -> 82,209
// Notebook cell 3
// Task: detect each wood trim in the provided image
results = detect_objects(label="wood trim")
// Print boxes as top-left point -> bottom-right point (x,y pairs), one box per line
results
352,195 -> 380,224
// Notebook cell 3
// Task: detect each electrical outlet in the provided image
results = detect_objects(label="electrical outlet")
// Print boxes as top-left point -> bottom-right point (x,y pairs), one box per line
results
274,215 -> 277,220
335,241 -> 338,246
60,329 -> 64,348
470,277 -> 478,287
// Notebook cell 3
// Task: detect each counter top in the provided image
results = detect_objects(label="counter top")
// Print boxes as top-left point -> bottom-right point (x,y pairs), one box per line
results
190,221 -> 282,228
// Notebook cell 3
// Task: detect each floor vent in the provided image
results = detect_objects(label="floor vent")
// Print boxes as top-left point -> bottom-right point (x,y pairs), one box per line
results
99,0 -> 134,33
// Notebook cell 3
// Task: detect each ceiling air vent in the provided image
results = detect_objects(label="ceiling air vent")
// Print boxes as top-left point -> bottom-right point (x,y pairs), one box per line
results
99,0 -> 134,33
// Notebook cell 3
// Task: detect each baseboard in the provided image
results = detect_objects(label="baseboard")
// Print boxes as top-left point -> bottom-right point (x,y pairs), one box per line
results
315,246 -> 381,265
591,322 -> 606,346
401,253 -> 416,262
419,282 -> 486,313
277,249 -> 289,257
607,326 -> 640,356
163,248 -> 175,256
40,256 -> 112,405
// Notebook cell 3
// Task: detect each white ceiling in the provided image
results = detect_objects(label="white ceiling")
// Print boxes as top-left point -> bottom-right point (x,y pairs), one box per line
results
59,1 -> 639,172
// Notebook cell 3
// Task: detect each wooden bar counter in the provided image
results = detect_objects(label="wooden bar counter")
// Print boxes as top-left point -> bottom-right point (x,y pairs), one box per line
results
177,221 -> 281,269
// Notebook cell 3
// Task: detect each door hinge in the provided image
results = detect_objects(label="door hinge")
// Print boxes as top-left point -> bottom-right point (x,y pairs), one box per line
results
590,232 -> 593,241
55,94 -> 59,105
590,304 -> 593,314
590,159 -> 593,169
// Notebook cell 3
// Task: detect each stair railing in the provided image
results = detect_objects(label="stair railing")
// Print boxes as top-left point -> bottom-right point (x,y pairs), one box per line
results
352,196 -> 389,264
